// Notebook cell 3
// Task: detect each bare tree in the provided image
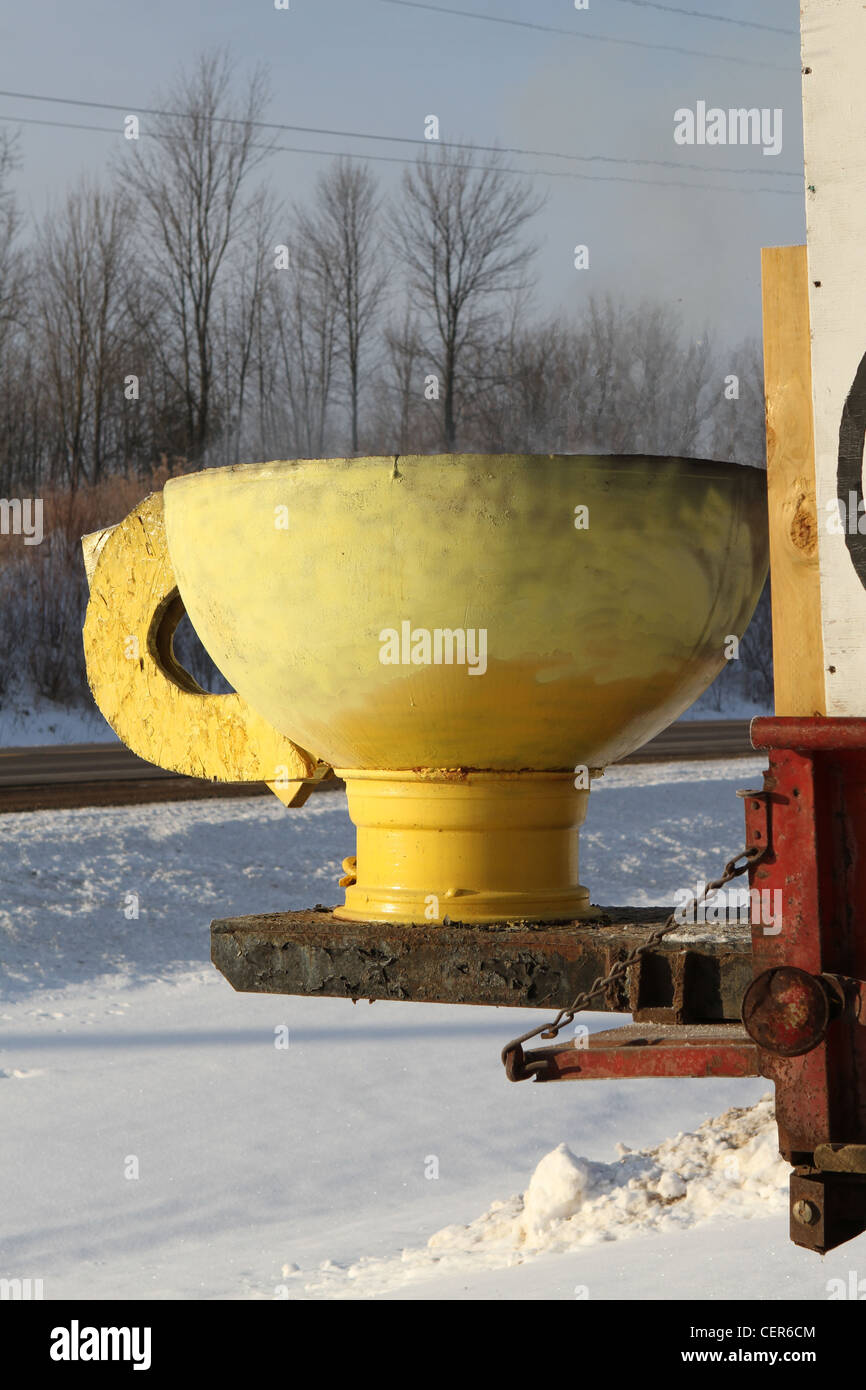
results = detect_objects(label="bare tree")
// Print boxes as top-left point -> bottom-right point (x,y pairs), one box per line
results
213,186 -> 277,465
461,308 -> 588,454
0,131 -> 24,349
709,336 -> 766,467
263,244 -> 339,458
0,130 -> 31,493
390,148 -> 544,451
119,49 -> 271,461
457,296 -> 718,458
294,160 -> 387,454
36,179 -> 134,488
380,306 -> 426,453
574,296 -> 716,456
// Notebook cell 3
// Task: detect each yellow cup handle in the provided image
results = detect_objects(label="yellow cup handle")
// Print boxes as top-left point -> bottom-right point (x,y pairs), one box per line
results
82,491 -> 331,807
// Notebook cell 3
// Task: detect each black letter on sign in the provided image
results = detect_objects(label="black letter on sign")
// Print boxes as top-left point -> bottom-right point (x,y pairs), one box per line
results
839,350 -> 866,589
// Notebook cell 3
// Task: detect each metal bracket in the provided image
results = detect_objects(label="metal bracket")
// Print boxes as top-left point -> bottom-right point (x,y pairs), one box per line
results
505,1023 -> 758,1083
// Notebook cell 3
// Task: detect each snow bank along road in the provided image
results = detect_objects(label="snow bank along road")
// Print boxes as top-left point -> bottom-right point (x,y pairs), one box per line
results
2,756 -> 864,1299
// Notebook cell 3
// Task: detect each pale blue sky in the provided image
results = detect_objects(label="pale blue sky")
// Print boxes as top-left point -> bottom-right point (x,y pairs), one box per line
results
0,0 -> 803,348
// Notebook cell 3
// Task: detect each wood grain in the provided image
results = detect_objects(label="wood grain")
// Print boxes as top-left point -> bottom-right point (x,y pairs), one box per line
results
761,244 -> 825,716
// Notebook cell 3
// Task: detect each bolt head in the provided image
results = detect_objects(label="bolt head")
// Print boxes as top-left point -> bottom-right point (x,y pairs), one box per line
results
792,1198 -> 819,1226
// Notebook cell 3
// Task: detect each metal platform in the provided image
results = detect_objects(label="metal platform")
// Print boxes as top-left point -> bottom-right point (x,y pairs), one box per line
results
210,906 -> 752,1019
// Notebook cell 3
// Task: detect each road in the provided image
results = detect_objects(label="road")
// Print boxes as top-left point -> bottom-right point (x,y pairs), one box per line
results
0,719 -> 756,812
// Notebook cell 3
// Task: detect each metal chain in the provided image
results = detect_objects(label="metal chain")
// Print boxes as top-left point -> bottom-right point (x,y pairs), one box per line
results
501,843 -> 768,1077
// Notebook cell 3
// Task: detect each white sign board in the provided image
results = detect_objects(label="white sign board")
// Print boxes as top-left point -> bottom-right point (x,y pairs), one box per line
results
803,2 -> 866,713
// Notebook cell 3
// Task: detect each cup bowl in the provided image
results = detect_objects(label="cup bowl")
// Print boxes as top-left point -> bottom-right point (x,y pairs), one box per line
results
164,452 -> 768,772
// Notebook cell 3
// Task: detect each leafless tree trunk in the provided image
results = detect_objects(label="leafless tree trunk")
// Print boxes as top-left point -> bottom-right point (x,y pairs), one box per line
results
382,307 -> 425,453
0,130 -> 31,493
36,179 -> 134,489
0,132 -> 24,351
266,246 -> 339,458
389,148 -> 544,452
294,160 -> 387,454
213,186 -> 276,465
118,49 -> 271,462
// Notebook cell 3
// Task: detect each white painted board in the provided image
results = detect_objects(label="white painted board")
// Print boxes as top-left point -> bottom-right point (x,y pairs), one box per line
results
802,1 -> 866,713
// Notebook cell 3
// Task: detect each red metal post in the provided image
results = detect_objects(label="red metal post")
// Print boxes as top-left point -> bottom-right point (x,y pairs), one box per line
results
746,717 -> 866,1251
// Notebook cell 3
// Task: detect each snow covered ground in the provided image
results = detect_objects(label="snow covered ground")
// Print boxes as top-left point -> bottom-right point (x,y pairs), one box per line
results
0,693 -> 117,747
1,757 -> 862,1301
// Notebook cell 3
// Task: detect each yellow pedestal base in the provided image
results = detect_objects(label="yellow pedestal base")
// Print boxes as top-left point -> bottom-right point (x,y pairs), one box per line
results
332,770 -> 596,924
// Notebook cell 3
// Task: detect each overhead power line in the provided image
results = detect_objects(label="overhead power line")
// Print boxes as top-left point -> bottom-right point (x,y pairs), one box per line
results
0,109 -> 803,198
377,0 -> 795,70
612,0 -> 796,35
0,88 -> 801,182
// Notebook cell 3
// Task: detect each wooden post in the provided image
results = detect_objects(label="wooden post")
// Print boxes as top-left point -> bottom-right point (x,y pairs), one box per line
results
761,245 -> 825,717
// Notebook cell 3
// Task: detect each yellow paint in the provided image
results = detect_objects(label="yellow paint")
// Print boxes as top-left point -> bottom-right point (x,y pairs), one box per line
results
334,770 -> 599,924
81,491 -> 326,794
163,454 -> 767,770
83,455 -> 768,923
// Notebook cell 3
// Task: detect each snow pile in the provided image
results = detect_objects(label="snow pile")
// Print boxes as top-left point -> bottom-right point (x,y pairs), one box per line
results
297,1097 -> 788,1298
506,1095 -> 786,1250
